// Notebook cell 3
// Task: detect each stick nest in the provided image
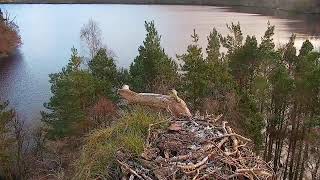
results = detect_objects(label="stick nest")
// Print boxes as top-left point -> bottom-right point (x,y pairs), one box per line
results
117,114 -> 275,180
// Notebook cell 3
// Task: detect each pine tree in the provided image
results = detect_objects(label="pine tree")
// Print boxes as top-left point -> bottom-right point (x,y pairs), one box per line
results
219,23 -> 265,150
205,28 -> 234,113
206,28 -> 221,63
42,48 -> 98,138
88,48 -> 118,99
219,22 -> 243,55
179,29 -> 208,109
130,21 -> 178,93
289,40 -> 320,179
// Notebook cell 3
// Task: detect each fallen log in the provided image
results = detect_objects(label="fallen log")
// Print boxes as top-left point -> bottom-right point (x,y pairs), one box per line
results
118,85 -> 192,118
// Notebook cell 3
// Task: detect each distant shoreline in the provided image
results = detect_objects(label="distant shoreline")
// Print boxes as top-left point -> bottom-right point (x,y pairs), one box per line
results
1,0 -> 320,14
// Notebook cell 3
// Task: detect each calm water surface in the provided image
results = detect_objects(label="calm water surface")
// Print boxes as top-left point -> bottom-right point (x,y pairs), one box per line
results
0,4 -> 319,124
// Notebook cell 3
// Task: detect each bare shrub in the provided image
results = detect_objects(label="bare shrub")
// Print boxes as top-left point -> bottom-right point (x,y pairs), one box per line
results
88,97 -> 117,127
80,19 -> 103,59
11,115 -> 28,179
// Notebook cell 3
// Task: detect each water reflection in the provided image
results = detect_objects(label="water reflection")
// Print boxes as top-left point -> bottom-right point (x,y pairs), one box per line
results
227,6 -> 320,38
0,50 -> 50,124
0,51 -> 26,103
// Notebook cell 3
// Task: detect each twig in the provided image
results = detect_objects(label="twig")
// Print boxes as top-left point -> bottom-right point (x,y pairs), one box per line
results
117,160 -> 144,180
213,133 -> 252,142
227,173 -> 248,179
146,119 -> 169,146
217,137 -> 229,149
221,121 -> 228,134
129,174 -> 134,180
178,156 -> 209,172
118,115 -> 274,180
192,169 -> 200,180
236,168 -> 273,177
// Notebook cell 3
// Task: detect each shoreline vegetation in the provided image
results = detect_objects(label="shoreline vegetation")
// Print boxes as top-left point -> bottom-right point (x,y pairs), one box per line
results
0,9 -> 21,58
1,0 -> 320,14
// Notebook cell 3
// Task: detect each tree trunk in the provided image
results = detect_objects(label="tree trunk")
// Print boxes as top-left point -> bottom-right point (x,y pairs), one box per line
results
293,138 -> 303,180
288,122 -> 299,180
312,156 -> 320,180
283,134 -> 292,180
298,141 -> 309,180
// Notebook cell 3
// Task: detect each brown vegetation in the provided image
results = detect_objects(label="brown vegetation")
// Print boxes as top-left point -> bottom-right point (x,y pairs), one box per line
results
0,9 -> 21,57
0,101 -> 28,179
88,96 -> 117,127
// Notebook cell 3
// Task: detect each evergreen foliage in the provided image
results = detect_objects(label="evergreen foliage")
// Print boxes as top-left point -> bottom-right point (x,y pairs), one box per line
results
88,48 -> 118,99
206,28 -> 234,108
42,48 -> 98,138
179,29 -> 208,109
130,21 -> 178,93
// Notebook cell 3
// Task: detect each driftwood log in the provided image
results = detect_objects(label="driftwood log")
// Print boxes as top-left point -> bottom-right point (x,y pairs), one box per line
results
118,85 -> 192,118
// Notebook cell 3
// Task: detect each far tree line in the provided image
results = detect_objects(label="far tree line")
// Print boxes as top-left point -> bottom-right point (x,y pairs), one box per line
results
1,19 -> 319,179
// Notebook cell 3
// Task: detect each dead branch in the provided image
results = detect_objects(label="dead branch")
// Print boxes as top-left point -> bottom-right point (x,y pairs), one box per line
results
214,133 -> 252,142
117,160 -> 144,180
118,85 -> 192,118
236,168 -> 273,177
177,156 -> 209,172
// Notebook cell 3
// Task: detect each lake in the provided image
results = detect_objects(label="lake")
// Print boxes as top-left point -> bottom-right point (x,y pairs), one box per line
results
0,4 -> 319,125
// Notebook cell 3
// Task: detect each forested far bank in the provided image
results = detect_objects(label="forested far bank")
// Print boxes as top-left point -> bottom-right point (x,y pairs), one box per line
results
1,0 -> 320,14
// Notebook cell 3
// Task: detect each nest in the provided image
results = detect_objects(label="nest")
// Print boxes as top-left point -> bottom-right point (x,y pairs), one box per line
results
116,114 -> 275,180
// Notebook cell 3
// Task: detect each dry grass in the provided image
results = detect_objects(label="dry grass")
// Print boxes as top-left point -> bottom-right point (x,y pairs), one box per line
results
73,106 -> 169,180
